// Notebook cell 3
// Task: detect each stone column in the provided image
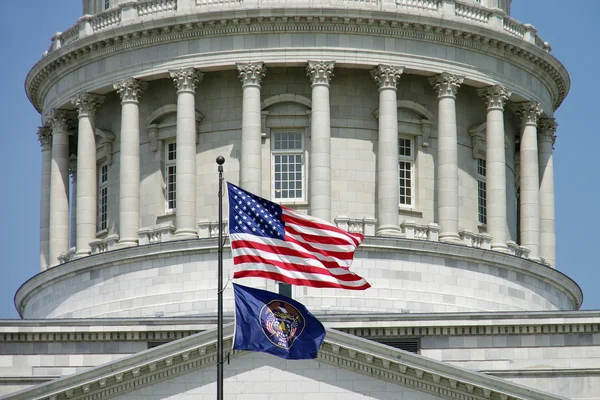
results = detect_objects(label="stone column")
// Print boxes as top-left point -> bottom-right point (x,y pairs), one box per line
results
69,158 -> 77,249
477,85 -> 512,252
307,61 -> 334,221
538,118 -> 558,267
170,68 -> 202,238
371,65 -> 404,236
237,62 -> 266,196
515,101 -> 542,261
430,73 -> 464,243
37,126 -> 52,271
114,78 -> 148,247
72,93 -> 104,258
48,111 -> 72,266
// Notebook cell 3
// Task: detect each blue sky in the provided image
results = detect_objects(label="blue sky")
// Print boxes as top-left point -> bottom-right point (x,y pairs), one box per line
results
0,1 -> 597,318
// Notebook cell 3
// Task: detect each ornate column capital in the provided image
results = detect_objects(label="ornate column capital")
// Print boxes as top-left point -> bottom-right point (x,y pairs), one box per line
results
515,101 -> 542,126
237,62 -> 266,87
170,67 -> 203,93
37,126 -> 52,150
370,65 -> 404,90
113,78 -> 148,103
538,118 -> 558,146
48,109 -> 73,132
307,61 -> 335,86
72,93 -> 104,118
429,72 -> 464,98
477,85 -> 511,110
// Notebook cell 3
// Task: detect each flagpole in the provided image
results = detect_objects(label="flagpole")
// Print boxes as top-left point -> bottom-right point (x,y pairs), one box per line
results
216,155 -> 225,400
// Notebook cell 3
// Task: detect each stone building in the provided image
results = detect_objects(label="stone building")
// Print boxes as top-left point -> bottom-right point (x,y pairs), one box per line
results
2,0 -> 599,399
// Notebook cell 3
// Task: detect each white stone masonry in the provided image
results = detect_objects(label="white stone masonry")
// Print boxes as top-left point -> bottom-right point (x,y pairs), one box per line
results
37,126 -> 52,271
307,61 -> 334,221
430,73 -> 464,243
538,118 -> 557,267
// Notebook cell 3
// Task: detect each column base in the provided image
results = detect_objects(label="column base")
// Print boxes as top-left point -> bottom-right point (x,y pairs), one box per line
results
439,233 -> 462,244
376,225 -> 402,237
491,243 -> 510,253
117,239 -> 139,249
174,229 -> 198,240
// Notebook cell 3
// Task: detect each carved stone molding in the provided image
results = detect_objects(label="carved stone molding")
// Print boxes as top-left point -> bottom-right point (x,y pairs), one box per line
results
37,126 -> 52,150
307,61 -> 335,86
48,109 -> 73,132
514,101 -> 542,126
538,117 -> 558,146
169,67 -> 203,93
237,62 -> 266,87
429,72 -> 464,98
477,85 -> 511,110
71,93 -> 104,118
370,64 -> 404,90
113,77 -> 148,103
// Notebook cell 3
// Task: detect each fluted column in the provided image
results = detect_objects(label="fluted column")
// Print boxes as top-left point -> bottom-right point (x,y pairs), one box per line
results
538,118 -> 558,267
478,85 -> 512,252
371,65 -> 404,236
114,78 -> 148,247
170,68 -> 202,238
38,126 -> 53,270
430,73 -> 464,243
307,61 -> 334,221
237,62 -> 265,196
48,111 -> 72,266
72,93 -> 104,257
515,101 -> 542,261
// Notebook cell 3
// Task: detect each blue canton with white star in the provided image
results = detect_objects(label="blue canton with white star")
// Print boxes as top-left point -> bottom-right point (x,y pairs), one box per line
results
228,183 -> 285,240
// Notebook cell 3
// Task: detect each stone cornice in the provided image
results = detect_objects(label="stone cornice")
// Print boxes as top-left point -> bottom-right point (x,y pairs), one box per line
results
25,9 -> 569,114
4,326 -> 569,400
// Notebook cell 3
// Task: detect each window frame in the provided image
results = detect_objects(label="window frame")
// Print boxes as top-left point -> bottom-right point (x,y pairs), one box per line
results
398,135 -> 415,209
477,158 -> 487,226
97,163 -> 109,232
270,130 -> 306,203
103,0 -> 110,11
165,140 -> 177,212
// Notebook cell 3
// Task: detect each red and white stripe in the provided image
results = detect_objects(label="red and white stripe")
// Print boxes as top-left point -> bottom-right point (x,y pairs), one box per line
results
232,208 -> 370,290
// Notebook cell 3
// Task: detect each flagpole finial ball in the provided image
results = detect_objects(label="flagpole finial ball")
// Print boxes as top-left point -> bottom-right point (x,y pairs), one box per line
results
216,156 -> 225,165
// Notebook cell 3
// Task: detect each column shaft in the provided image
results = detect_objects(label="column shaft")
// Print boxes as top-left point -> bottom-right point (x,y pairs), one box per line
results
516,102 -> 542,260
307,61 -> 334,222
48,112 -> 71,266
371,65 -> 403,236
38,127 -> 53,270
478,85 -> 511,252
539,118 -> 558,267
72,93 -> 104,257
170,68 -> 202,238
430,73 -> 464,243
115,78 -> 147,247
238,62 -> 265,196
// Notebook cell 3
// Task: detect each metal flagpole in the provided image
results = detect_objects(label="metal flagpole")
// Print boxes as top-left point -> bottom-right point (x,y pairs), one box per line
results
216,155 -> 225,400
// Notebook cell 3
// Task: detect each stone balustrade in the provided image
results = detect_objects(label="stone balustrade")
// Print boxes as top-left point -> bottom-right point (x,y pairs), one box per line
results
400,221 -> 440,241
138,224 -> 176,245
334,216 -> 377,237
90,234 -> 120,254
459,230 -> 492,250
507,240 -> 532,259
43,0 -> 551,57
57,248 -> 76,265
197,220 -> 228,239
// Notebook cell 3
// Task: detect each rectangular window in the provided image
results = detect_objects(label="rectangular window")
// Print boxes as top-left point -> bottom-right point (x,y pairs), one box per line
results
165,141 -> 176,211
398,137 -> 414,207
477,158 -> 487,225
104,0 -> 110,10
98,164 -> 108,231
272,131 -> 304,201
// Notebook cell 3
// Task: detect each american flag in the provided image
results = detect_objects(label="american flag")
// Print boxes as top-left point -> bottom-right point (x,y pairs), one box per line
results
228,182 -> 370,290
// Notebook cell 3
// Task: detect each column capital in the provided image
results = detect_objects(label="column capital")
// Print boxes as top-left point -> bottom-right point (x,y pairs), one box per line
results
477,85 -> 511,110
37,126 -> 52,150
370,65 -> 404,90
170,67 -> 203,93
72,93 -> 104,118
538,118 -> 558,146
429,72 -> 464,98
113,77 -> 148,103
237,62 -> 266,87
307,61 -> 335,86
515,101 -> 542,126
48,109 -> 73,132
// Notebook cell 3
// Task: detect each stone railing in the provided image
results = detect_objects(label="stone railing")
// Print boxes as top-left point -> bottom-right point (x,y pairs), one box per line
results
198,220 -> 228,239
334,216 -> 377,237
43,0 -> 550,56
507,240 -> 531,259
400,220 -> 440,241
459,230 -> 492,250
455,2 -> 490,24
138,224 -> 176,245
90,234 -> 120,254
57,248 -> 77,265
136,0 -> 177,17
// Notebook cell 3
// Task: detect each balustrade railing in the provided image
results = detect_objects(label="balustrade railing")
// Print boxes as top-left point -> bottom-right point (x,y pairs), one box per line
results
90,234 -> 120,255
139,224 -> 176,245
401,220 -> 440,241
395,0 -> 440,12
455,2 -> 490,24
198,220 -> 229,239
137,0 -> 177,17
459,230 -> 492,250
334,216 -> 377,237
61,26 -> 80,46
503,16 -> 525,39
91,8 -> 122,32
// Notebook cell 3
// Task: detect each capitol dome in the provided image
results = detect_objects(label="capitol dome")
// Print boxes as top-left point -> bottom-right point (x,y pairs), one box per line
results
19,0 -> 580,320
